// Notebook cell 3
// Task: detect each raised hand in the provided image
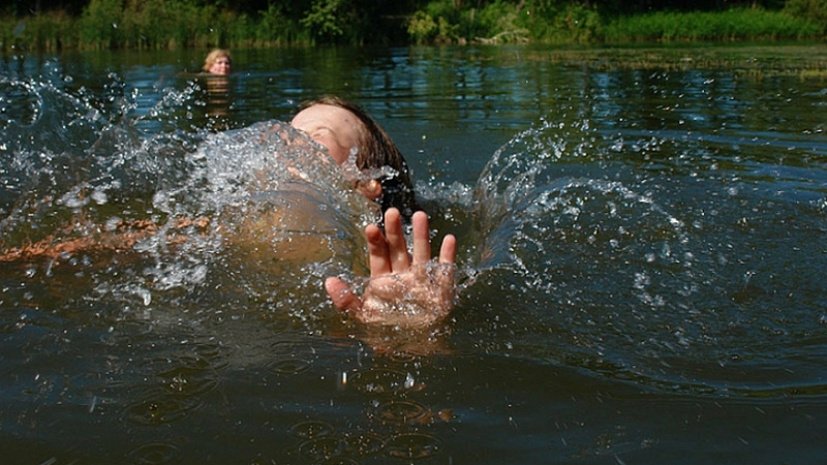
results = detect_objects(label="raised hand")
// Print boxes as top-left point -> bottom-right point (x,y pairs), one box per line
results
325,208 -> 457,328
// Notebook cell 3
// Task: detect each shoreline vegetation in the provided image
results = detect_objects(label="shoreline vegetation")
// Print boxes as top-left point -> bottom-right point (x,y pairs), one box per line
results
1,0 -> 826,52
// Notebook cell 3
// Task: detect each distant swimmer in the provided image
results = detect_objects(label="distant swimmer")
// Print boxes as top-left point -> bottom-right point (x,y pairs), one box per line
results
203,48 -> 232,76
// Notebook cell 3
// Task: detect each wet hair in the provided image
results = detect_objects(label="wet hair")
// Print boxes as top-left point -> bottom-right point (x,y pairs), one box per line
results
202,48 -> 232,72
296,95 -> 420,221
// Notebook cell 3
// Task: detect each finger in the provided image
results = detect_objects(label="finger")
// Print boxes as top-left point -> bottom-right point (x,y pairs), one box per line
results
365,223 -> 391,275
439,234 -> 457,264
383,208 -> 410,271
325,277 -> 362,313
411,210 -> 432,265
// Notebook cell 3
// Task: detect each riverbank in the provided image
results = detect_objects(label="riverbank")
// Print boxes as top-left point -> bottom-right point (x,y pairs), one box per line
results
1,1 -> 824,52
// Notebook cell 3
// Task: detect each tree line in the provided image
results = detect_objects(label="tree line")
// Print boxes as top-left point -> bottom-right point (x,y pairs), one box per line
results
2,0 -> 825,50
0,1 -> 797,17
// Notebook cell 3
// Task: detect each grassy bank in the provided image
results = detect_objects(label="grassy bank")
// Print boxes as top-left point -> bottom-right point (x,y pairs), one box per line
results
603,8 -> 822,43
1,0 -> 825,52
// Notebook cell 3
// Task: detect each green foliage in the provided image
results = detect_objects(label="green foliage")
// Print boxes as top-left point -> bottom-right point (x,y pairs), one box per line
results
1,0 -> 826,50
407,10 -> 440,44
517,1 -> 602,43
77,0 -> 254,49
407,0 -> 526,44
299,0 -> 371,44
423,0 -> 462,23
406,0 -> 461,43
407,0 -> 602,44
1,10 -> 78,51
784,0 -> 827,32
603,7 -> 822,43
79,0 -> 123,49
516,0 -> 562,39
475,1 -> 526,43
258,3 -> 306,45
122,0 -> 196,48
301,0 -> 345,42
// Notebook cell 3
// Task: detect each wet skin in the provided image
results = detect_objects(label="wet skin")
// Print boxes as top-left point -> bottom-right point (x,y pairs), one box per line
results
208,56 -> 232,76
292,104 -> 458,327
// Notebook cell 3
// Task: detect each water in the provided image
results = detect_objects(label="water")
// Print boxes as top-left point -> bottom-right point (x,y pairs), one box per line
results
1,44 -> 827,464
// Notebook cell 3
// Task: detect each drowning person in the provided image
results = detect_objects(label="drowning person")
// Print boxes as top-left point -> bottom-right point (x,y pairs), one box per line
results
0,96 -> 457,328
291,96 -> 457,327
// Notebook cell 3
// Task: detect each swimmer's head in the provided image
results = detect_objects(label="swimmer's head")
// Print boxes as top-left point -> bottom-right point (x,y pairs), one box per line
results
292,96 -> 419,220
291,102 -> 363,165
203,49 -> 232,75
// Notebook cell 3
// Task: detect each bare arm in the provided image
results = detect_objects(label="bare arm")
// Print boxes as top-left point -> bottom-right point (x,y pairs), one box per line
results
0,217 -> 209,263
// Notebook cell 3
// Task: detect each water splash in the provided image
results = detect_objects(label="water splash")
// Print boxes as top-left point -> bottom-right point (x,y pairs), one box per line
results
0,76 -> 375,329
461,104 -> 827,397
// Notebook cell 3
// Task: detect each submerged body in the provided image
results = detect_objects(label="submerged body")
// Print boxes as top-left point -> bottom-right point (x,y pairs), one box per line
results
226,180 -> 373,273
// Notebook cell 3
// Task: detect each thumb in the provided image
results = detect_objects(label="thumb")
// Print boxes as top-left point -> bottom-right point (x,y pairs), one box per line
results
325,277 -> 362,313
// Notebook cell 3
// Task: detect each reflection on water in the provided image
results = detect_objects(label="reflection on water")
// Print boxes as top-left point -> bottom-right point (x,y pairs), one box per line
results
2,45 -> 827,464
202,74 -> 231,116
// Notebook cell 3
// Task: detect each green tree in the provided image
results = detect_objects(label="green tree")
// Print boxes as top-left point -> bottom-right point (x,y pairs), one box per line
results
301,0 -> 345,41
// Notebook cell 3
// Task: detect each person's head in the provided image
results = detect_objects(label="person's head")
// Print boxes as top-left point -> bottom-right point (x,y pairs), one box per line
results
291,96 -> 419,220
203,49 -> 232,75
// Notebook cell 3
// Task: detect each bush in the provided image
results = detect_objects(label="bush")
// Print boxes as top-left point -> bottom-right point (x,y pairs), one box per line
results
424,0 -> 462,43
407,10 -> 439,44
407,8 -> 459,44
475,1 -> 526,43
517,1 -> 601,44
300,0 -> 344,42
408,0 -> 525,44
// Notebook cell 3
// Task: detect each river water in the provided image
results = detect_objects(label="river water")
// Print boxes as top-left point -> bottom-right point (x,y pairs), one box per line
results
1,44 -> 827,464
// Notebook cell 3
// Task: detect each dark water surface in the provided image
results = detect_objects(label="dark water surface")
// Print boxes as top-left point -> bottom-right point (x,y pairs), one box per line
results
2,44 -> 827,464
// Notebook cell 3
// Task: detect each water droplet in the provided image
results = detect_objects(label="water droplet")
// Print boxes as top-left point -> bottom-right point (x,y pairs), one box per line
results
290,420 -> 335,439
384,433 -> 440,460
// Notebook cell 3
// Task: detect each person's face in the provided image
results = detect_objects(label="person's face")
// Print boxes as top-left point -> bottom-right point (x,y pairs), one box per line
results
290,104 -> 363,164
208,56 -> 232,75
